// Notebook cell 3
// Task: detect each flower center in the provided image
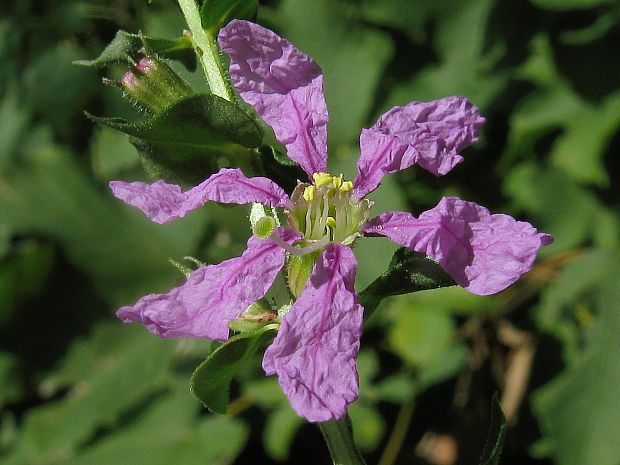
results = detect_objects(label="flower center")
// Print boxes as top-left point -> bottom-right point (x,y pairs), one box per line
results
286,172 -> 373,246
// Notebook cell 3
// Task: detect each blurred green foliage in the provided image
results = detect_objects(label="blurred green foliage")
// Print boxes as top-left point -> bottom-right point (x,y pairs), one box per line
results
1,0 -> 619,464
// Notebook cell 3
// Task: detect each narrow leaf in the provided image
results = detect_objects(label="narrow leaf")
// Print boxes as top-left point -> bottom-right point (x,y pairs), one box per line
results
191,326 -> 276,414
479,393 -> 507,465
360,248 -> 456,318
74,30 -> 196,71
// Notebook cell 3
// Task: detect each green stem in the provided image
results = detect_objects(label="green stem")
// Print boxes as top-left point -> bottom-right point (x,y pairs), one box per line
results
177,0 -> 236,101
318,415 -> 367,465
377,396 -> 416,465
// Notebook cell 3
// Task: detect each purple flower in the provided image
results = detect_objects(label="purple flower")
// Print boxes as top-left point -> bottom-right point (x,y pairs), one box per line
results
110,20 -> 553,422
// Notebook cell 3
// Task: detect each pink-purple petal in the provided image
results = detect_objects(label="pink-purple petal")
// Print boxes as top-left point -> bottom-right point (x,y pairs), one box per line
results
362,197 -> 553,295
110,168 -> 289,224
218,19 -> 328,179
353,97 -> 485,198
116,228 -> 301,340
262,243 -> 363,422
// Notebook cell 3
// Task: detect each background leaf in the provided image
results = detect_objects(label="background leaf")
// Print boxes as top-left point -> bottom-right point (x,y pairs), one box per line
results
191,327 -> 276,414
201,0 -> 259,33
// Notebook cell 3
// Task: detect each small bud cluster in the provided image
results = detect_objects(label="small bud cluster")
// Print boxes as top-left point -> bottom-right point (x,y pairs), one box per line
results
106,56 -> 194,113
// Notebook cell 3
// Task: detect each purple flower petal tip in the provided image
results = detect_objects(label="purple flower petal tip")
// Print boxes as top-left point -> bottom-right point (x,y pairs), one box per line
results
219,19 -> 328,179
109,179 -> 194,224
353,96 -> 485,198
116,228 -> 301,340
262,243 -> 363,422
110,168 -> 290,223
363,197 -> 553,295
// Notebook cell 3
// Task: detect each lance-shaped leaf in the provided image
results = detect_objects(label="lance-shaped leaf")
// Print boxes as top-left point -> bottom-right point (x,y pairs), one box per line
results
359,247 -> 456,319
74,30 -> 197,71
191,326 -> 277,414
88,94 -> 263,185
201,0 -> 259,33
479,393 -> 507,465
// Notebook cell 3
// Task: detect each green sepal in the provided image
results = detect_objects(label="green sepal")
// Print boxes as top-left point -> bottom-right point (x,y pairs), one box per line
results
200,0 -> 259,34
74,30 -> 197,71
190,325 -> 277,414
229,299 -> 277,333
479,393 -> 507,465
359,248 -> 456,319
87,93 -> 263,185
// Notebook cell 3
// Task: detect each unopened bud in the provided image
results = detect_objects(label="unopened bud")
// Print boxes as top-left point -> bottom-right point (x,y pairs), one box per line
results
115,57 -> 194,113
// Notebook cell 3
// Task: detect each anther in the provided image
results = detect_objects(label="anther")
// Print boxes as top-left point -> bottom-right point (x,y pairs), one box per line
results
339,181 -> 354,193
313,172 -> 333,188
303,185 -> 316,202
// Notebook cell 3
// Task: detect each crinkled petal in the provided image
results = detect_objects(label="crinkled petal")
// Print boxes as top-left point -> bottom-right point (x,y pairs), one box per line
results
116,228 -> 302,340
218,19 -> 328,179
362,197 -> 553,295
110,168 -> 289,224
353,97 -> 485,198
262,243 -> 363,422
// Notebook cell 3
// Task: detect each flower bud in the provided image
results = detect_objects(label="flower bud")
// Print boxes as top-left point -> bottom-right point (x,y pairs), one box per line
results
115,57 -> 194,113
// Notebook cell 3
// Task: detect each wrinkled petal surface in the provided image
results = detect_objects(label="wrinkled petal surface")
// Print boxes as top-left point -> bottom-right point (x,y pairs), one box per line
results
353,97 -> 485,198
117,228 -> 302,340
110,168 -> 289,223
262,243 -> 363,422
362,197 -> 553,295
219,19 -> 328,179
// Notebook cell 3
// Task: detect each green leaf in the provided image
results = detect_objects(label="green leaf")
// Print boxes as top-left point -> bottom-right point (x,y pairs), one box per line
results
359,248 -> 456,319
380,0 -> 507,112
348,402 -> 385,453
504,162 -> 620,253
0,241 -> 55,325
55,382 -> 248,465
529,0 -> 617,10
74,30 -> 196,71
74,30 -> 140,66
389,306 -> 457,367
2,323 -> 178,465
263,406 -> 304,461
534,250 -> 618,362
88,93 -> 263,185
532,252 -> 620,465
191,326 -> 276,414
0,139 -> 206,305
0,352 -> 21,410
501,35 -> 620,188
200,0 -> 258,33
479,393 -> 507,465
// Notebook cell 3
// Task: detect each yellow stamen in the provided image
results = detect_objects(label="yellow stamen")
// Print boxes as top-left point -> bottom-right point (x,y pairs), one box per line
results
313,172 -> 333,188
326,217 -> 336,228
339,180 -> 354,193
303,185 -> 316,202
332,176 -> 343,189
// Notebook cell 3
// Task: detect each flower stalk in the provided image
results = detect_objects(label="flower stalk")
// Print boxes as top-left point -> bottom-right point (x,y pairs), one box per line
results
318,416 -> 367,465
177,0 -> 236,102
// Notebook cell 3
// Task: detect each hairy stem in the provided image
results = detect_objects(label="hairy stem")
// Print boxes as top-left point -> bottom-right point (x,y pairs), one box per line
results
177,0 -> 236,101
